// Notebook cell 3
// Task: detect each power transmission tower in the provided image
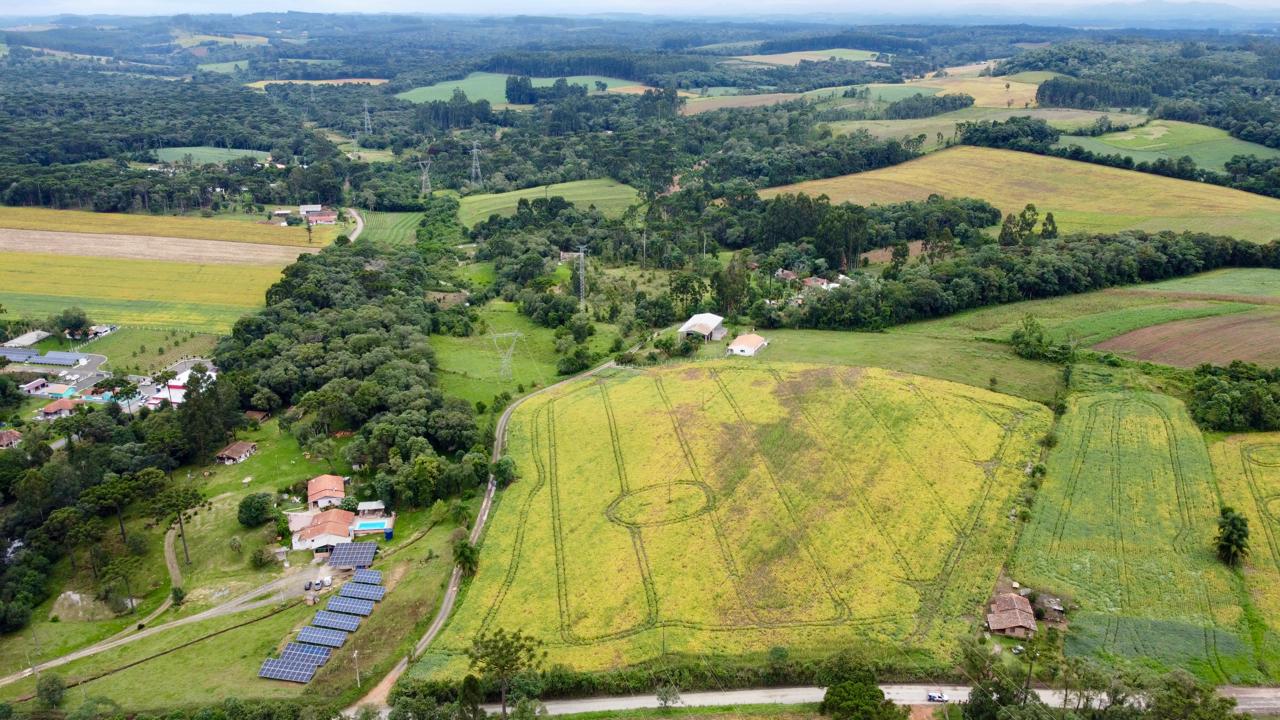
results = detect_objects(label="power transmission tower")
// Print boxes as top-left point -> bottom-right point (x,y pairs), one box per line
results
417,156 -> 433,195
576,245 -> 588,302
488,332 -> 522,380
362,100 -> 373,136
469,140 -> 484,188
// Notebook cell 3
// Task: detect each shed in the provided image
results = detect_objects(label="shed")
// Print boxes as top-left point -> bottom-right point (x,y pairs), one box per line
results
356,500 -> 385,517
244,409 -> 271,423
216,440 -> 258,464
2,330 -> 50,348
677,313 -> 727,342
0,430 -> 22,449
727,334 -> 768,357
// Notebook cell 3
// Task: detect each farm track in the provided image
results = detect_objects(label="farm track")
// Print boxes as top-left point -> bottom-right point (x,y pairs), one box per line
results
0,228 -> 318,266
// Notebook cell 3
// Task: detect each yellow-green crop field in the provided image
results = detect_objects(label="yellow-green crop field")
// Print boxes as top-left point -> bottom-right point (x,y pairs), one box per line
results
1212,434 -> 1280,655
0,252 -> 277,332
0,206 -> 340,246
761,147 -> 1280,243
415,361 -> 1051,679
1014,393 -> 1277,683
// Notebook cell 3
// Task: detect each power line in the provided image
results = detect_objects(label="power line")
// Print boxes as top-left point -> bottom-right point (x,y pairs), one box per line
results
469,140 -> 484,188
488,332 -> 522,380
576,245 -> 588,303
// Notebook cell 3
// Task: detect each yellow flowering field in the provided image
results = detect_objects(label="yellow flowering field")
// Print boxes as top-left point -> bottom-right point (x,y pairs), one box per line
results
416,361 -> 1050,679
1014,393 -> 1270,683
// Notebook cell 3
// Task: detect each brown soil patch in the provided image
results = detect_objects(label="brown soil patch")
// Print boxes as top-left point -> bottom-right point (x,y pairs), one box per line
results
0,228 -> 318,267
909,705 -> 941,720
1094,310 -> 1280,367
681,93 -> 802,115
862,240 -> 924,264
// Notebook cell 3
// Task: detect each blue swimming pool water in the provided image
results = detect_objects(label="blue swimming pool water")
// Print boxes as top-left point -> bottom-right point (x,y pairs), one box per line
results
355,520 -> 388,530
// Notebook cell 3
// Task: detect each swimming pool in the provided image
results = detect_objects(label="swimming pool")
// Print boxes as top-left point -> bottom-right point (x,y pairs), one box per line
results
355,519 -> 390,531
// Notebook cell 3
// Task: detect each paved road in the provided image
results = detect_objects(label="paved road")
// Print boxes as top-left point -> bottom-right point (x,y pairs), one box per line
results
478,684 -> 1280,716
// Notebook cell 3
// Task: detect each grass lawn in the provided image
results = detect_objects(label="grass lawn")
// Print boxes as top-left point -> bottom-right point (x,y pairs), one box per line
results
431,300 -> 621,405
361,211 -> 424,245
458,179 -> 638,226
154,146 -> 269,164
1058,119 -> 1280,171
458,261 -> 496,287
417,361 -> 1050,680
899,286 -> 1261,345
0,252 -> 278,332
831,108 -> 1148,152
0,499 -> 468,710
397,72 -> 636,105
197,60 -> 248,73
80,327 -> 219,375
761,146 -> 1280,242
0,206 -> 340,246
691,327 -> 1061,403
1135,268 -> 1280,298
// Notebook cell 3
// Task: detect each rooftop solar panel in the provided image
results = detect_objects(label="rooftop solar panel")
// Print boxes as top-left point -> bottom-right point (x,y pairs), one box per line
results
296,626 -> 348,648
339,582 -> 385,601
282,642 -> 331,665
326,596 -> 375,616
313,610 -> 361,632
353,569 -> 383,585
259,658 -> 316,684
327,541 -> 378,568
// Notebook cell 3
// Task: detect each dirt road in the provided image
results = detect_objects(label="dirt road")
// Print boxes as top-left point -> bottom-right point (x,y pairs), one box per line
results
0,228 -> 319,266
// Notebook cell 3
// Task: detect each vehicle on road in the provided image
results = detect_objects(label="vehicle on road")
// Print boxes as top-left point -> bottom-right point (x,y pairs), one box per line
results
928,693 -> 950,703
304,581 -> 312,591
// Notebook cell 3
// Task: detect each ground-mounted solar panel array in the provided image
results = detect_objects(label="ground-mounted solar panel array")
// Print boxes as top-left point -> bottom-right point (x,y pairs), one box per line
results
339,582 -> 385,601
328,541 -> 378,568
327,596 -> 375,616
259,562 -> 386,684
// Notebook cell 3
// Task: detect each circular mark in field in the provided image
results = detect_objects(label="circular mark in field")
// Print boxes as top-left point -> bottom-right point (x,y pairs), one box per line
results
606,482 -> 714,528
1246,444 -> 1280,467
1264,496 -> 1280,523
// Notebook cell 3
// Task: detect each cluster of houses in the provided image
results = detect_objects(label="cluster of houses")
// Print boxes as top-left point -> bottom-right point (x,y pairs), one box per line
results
272,204 -> 339,226
676,313 -> 770,358
287,475 -> 394,553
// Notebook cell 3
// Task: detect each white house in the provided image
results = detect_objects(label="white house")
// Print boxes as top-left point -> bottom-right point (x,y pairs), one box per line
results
299,204 -> 324,214
677,313 -> 727,342
727,333 -> 768,357
291,508 -> 355,551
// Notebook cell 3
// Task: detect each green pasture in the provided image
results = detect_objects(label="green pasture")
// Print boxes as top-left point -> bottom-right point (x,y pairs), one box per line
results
360,210 -> 424,245
1138,268 -> 1280,297
458,179 -> 638,226
154,146 -> 269,163
1058,120 -> 1280,171
396,72 -> 636,105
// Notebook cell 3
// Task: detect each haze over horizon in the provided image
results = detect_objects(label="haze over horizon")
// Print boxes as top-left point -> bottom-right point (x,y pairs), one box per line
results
5,0 -> 1279,18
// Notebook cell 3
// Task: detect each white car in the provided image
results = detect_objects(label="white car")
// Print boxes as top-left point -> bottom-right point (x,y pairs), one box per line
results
927,693 -> 950,703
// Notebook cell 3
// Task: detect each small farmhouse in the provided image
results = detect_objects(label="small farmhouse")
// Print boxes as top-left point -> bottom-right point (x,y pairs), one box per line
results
727,333 -> 768,357
215,440 -> 258,465
678,313 -> 727,342
356,500 -> 386,517
20,378 -> 48,395
774,269 -> 798,282
986,592 -> 1037,639
39,398 -> 83,419
802,276 -> 839,291
292,508 -> 355,551
305,210 -> 339,225
307,474 -> 347,509
0,430 -> 21,449
244,409 -> 271,423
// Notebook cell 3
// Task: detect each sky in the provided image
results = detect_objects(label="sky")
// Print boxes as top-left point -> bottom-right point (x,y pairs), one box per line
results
5,0 -> 1278,17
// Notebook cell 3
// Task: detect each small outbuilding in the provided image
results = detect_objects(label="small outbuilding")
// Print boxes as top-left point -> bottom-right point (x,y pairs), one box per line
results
356,500 -> 386,517
0,430 -> 22,449
677,313 -> 727,342
216,440 -> 258,465
727,333 -> 768,357
244,409 -> 271,423
307,474 -> 347,509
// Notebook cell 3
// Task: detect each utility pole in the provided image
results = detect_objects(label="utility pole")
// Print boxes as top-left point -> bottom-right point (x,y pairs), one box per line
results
362,100 -> 373,136
469,140 -> 483,188
354,650 -> 361,688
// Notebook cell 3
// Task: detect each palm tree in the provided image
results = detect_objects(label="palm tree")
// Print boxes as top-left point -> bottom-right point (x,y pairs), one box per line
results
1216,506 -> 1250,567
